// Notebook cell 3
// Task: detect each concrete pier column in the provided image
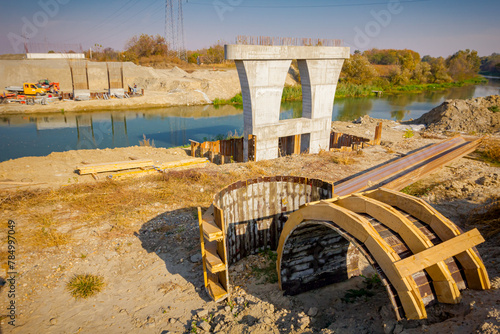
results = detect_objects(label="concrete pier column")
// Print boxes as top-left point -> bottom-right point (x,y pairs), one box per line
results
226,44 -> 349,161
236,59 -> 292,161
298,59 -> 345,153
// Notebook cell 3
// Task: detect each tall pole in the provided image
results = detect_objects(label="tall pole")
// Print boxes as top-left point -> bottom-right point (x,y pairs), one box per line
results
165,0 -> 186,61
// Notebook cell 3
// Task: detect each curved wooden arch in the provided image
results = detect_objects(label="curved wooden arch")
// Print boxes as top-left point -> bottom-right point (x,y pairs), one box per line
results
277,189 -> 489,320
276,201 -> 427,319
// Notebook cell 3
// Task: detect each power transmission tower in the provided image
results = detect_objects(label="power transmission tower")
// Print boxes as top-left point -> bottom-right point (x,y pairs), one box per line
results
165,0 -> 186,61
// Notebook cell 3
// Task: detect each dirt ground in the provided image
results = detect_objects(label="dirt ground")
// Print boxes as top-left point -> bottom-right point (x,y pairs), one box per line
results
0,116 -> 499,334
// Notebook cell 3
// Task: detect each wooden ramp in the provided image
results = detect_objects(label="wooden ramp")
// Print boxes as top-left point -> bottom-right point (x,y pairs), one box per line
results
334,136 -> 481,195
276,188 -> 490,320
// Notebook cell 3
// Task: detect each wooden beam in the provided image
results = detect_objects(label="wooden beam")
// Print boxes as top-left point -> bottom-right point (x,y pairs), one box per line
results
373,122 -> 382,145
368,188 -> 490,290
394,229 -> 485,277
198,207 -> 208,288
381,138 -> 482,191
203,219 -> 223,242
158,158 -> 208,170
76,159 -> 153,175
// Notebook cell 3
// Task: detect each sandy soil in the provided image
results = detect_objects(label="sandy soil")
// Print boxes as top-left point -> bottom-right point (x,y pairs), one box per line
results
0,117 -> 499,334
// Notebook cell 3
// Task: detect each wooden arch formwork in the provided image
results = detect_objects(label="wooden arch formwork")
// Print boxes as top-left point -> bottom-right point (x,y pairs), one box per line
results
276,188 -> 490,320
198,177 -> 490,320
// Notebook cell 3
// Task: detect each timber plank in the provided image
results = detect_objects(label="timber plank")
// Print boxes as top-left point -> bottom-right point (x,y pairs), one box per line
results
207,277 -> 228,302
77,159 -> 153,175
158,158 -> 209,170
203,219 -> 223,242
205,240 -> 226,273
394,229 -> 485,277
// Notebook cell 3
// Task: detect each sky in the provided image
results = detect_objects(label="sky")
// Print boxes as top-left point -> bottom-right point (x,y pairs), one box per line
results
1,0 -> 499,57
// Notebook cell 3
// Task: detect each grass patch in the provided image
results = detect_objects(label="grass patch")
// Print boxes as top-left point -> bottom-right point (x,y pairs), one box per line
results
213,93 -> 243,105
331,152 -> 356,165
341,274 -> 381,303
251,249 -> 278,284
488,106 -> 499,113
403,129 -> 414,139
401,181 -> 437,197
67,274 -> 105,299
282,85 -> 303,101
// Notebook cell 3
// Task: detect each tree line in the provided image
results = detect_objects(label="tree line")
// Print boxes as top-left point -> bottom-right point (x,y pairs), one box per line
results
87,34 -> 225,68
87,34 -> 498,84
342,48 -> 485,86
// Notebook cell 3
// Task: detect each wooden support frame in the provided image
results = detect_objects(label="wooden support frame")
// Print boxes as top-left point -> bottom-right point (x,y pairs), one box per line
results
365,188 -> 490,290
334,194 -> 461,304
198,204 -> 229,302
277,190 -> 489,320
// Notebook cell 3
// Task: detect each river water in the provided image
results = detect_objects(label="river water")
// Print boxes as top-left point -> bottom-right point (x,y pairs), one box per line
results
1,79 -> 499,162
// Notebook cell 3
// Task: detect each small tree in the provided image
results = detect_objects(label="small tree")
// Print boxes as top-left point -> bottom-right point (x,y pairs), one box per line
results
446,49 -> 480,80
341,54 -> 377,85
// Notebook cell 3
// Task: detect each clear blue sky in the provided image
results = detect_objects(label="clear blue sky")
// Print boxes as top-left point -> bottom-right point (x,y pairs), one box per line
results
1,0 -> 499,57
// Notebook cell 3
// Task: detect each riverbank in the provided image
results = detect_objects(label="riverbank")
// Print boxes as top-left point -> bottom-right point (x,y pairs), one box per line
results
214,78 -> 489,106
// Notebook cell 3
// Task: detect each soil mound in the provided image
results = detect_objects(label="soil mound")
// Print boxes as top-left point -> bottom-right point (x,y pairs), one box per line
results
414,95 -> 500,133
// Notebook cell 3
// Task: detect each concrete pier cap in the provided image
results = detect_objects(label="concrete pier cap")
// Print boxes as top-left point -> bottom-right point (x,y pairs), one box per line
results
225,44 -> 350,161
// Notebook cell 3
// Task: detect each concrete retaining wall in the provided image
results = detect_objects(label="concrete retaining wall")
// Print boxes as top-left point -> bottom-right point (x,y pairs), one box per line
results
213,176 -> 333,263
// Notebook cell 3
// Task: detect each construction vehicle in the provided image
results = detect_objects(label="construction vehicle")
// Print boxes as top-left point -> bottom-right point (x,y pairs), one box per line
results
5,83 -> 47,96
38,79 -> 60,93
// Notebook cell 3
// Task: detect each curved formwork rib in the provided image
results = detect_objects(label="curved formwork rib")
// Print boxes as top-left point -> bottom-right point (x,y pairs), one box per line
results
276,189 -> 489,320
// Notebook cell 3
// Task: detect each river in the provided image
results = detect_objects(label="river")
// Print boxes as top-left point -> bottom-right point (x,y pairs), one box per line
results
0,79 -> 499,162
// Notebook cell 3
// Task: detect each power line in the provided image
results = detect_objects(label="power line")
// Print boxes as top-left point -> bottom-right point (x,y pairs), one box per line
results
165,0 -> 186,59
186,0 -> 430,8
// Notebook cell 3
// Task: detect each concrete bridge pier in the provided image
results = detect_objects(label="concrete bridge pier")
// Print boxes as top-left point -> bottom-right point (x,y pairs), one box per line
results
298,59 -> 345,153
226,44 -> 350,161
236,59 -> 292,161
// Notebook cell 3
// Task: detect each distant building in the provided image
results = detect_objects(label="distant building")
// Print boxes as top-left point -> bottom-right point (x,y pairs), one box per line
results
26,53 -> 85,60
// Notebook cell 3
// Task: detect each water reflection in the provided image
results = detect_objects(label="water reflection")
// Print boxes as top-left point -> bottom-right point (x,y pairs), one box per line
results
280,101 -> 302,120
390,110 -> 411,121
0,79 -> 498,162
335,98 -> 374,121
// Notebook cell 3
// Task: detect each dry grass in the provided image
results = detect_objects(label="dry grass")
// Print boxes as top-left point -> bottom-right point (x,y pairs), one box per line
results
157,282 -> 182,294
0,169 -> 256,251
67,274 -> 105,299
245,161 -> 268,175
477,137 -> 500,167
331,152 -> 356,165
139,134 -> 155,147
